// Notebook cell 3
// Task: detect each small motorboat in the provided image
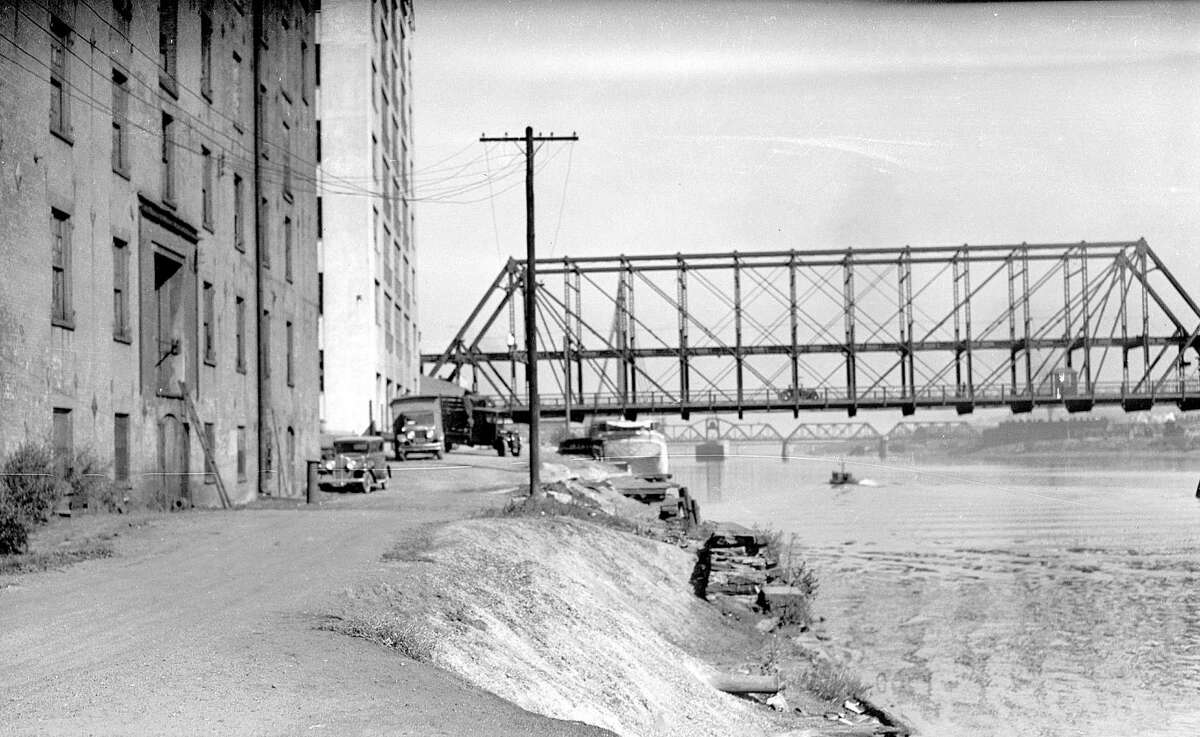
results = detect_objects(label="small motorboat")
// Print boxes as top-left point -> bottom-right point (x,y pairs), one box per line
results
829,461 -> 858,486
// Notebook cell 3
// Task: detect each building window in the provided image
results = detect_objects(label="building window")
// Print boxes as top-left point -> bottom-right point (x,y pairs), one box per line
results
161,112 -> 175,205
372,207 -> 380,256
236,425 -> 247,482
315,120 -> 322,162
114,413 -> 129,483
52,408 -> 72,475
203,422 -> 216,484
230,51 -> 243,131
317,272 -> 323,315
201,147 -> 214,229
259,197 -> 270,268
287,427 -> 295,472
283,216 -> 293,282
233,174 -> 245,251
200,11 -> 213,101
393,242 -> 401,291
112,238 -> 129,341
383,225 -> 392,278
113,0 -> 132,39
385,295 -> 393,353
286,321 -> 294,387
235,296 -> 246,373
50,209 -> 73,328
111,69 -> 128,176
316,196 -> 323,238
49,16 -> 71,140
318,350 -> 324,392
202,281 -> 216,365
261,310 -> 270,377
158,0 -> 177,94
371,134 -> 378,183
281,120 -> 292,200
300,41 -> 309,104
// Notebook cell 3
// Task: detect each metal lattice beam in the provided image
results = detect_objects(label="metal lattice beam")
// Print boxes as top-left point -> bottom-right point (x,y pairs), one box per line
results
425,241 -> 1200,418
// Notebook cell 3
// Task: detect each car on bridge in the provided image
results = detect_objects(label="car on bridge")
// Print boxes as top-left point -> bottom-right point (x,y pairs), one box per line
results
778,387 -> 821,401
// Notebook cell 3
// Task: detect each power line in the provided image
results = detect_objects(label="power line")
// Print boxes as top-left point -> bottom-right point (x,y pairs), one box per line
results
548,142 -> 576,257
484,143 -> 506,264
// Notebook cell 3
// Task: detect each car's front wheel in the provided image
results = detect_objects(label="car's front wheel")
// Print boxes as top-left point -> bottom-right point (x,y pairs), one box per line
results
361,473 -> 374,494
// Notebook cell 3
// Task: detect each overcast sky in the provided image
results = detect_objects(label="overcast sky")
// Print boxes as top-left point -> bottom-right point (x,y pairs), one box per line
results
411,0 -> 1200,349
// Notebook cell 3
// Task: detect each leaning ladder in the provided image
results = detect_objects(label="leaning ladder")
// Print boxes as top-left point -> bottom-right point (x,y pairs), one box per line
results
179,381 -> 231,509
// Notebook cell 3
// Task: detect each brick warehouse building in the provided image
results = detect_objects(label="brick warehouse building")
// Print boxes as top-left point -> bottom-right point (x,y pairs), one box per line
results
0,0 -> 320,506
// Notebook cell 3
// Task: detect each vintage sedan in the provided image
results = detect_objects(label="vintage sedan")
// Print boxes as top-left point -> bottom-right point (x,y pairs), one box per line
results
318,435 -> 390,493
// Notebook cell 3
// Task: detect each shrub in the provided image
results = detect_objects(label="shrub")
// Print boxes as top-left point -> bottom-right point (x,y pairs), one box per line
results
0,440 -> 59,526
320,612 -> 438,662
795,659 -> 870,702
768,532 -> 821,628
65,448 -> 119,512
0,507 -> 28,555
477,492 -> 644,534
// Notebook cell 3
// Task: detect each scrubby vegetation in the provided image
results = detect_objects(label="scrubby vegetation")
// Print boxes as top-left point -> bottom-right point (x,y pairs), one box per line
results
64,448 -> 121,513
0,540 -> 114,576
0,440 -> 59,554
319,611 -> 438,662
751,526 -> 820,628
795,658 -> 871,702
477,489 -> 646,535
0,440 -> 120,555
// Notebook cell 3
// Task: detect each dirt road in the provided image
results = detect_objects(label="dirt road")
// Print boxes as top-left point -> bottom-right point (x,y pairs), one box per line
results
0,452 -> 614,736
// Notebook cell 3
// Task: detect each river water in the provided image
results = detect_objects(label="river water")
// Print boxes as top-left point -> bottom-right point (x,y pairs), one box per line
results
670,448 -> 1200,737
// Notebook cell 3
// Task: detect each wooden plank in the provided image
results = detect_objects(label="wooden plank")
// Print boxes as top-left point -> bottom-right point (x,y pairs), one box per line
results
706,672 -> 781,694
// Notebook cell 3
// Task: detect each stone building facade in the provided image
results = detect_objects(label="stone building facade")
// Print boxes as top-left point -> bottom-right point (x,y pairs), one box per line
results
0,0 -> 320,506
316,0 -> 417,436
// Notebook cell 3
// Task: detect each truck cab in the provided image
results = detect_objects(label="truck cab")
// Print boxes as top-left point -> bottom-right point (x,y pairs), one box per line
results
390,395 -> 445,461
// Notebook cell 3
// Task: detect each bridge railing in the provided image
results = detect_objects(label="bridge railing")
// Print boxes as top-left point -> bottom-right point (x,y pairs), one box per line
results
483,378 -> 1200,414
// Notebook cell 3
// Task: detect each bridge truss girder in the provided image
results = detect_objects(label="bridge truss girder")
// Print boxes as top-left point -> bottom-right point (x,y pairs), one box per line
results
425,240 -> 1200,418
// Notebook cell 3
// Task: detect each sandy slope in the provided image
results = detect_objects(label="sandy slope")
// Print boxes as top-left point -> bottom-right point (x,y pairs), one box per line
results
339,515 -> 781,737
0,453 -> 614,737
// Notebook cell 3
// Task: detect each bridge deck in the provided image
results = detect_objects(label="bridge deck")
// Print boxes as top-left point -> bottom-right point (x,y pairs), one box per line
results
496,383 -> 1200,418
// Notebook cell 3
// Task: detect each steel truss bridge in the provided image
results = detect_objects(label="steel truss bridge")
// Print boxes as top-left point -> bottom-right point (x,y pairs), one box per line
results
661,418 -> 977,444
424,241 -> 1200,419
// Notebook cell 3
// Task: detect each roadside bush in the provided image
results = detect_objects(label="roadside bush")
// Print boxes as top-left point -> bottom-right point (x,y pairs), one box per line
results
65,448 -> 119,512
0,440 -> 59,526
0,507 -> 29,555
478,493 -> 644,535
767,531 -> 821,628
320,612 -> 439,662
795,659 -> 870,702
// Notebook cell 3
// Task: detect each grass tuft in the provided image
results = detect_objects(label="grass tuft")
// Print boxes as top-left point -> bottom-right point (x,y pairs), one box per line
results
0,540 -> 114,576
320,611 -> 439,662
477,494 -> 643,534
795,659 -> 870,702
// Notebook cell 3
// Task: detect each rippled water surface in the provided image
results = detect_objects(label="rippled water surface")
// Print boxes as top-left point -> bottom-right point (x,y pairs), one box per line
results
671,449 -> 1200,737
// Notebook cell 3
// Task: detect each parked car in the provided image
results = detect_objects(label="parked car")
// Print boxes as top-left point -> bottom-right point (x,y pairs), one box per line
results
318,435 -> 390,493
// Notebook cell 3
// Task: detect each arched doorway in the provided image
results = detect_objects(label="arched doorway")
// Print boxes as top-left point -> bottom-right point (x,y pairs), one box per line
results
158,413 -> 189,508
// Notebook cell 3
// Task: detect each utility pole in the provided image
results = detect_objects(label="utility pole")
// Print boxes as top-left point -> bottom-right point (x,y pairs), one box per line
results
480,127 -> 578,497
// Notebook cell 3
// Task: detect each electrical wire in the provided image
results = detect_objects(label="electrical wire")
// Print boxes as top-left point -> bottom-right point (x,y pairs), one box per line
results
548,142 -> 575,257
